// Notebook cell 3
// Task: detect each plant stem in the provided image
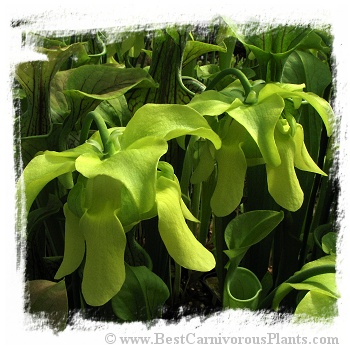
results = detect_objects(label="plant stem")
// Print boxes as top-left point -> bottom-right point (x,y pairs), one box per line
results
205,68 -> 253,97
173,262 -> 182,304
198,174 -> 215,246
213,215 -> 227,297
189,183 -> 201,232
80,111 -> 114,156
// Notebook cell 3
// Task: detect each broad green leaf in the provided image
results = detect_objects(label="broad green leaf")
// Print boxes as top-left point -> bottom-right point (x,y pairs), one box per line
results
95,95 -> 132,127
120,104 -> 222,150
288,273 -> 339,299
210,120 -> 248,217
55,204 -> 85,280
156,176 -> 215,271
224,210 -> 283,273
17,153 -> 76,215
196,63 -> 220,81
75,136 -> 168,215
111,265 -> 169,321
119,31 -> 145,57
80,175 -> 126,306
51,64 -> 157,149
224,210 -> 284,251
183,40 -> 226,68
294,290 -> 338,320
110,182 -> 146,232
187,90 -> 232,116
313,223 -> 333,252
58,171 -> 74,189
223,19 -> 328,80
281,50 -> 332,97
293,124 -> 327,175
238,25 -> 313,56
191,141 -> 215,184
66,176 -> 87,218
266,129 -> 304,211
61,64 -> 156,100
279,50 -> 333,242
157,162 -> 199,222
218,36 -> 237,70
300,254 -> 336,271
224,210 -> 284,271
15,43 -> 87,136
27,279 -> 68,331
16,126 -> 103,213
226,94 -> 285,167
272,255 -> 336,310
322,232 -> 337,255
265,122 -> 326,211
296,91 -> 334,137
281,50 -> 332,162
181,197 -> 200,223
50,72 -> 70,123
258,83 -> 334,136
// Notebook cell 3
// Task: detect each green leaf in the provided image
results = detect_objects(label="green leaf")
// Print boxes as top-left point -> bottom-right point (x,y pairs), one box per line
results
266,124 -> 326,212
225,210 -> 284,250
156,176 -> 215,271
183,40 -> 226,68
191,141 -> 215,184
66,176 -> 87,218
294,291 -> 338,320
120,104 -> 222,150
54,204 -> 85,280
288,273 -> 339,299
293,124 -> 327,175
313,223 -> 333,251
224,210 -> 283,272
281,50 -> 332,97
17,130 -> 106,214
196,63 -> 220,81
61,64 -> 156,100
17,153 -> 76,215
322,232 -> 337,255
258,83 -> 334,136
210,119 -> 248,217
280,50 -> 332,240
26,279 -> 68,331
80,175 -> 126,306
223,20 -> 328,80
266,130 -> 304,212
301,254 -> 336,271
226,94 -> 285,167
95,95 -> 132,127
15,43 -> 87,136
272,255 -> 336,310
119,32 -> 145,58
51,64 -> 157,149
124,230 -> 153,269
75,136 -> 168,217
187,90 -> 232,116
111,265 -> 169,321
